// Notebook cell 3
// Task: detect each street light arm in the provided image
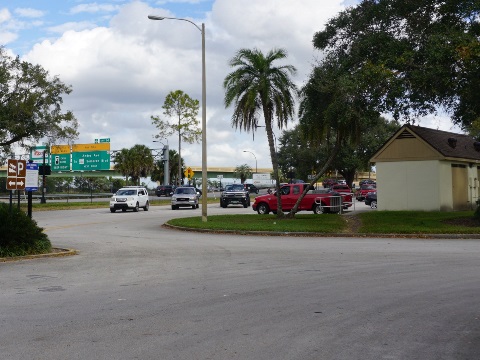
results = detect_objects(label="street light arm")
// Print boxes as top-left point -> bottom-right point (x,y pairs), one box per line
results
148,15 -> 202,33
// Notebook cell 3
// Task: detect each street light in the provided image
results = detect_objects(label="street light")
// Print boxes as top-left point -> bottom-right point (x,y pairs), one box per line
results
153,140 -> 169,186
148,15 -> 208,222
243,150 -> 257,173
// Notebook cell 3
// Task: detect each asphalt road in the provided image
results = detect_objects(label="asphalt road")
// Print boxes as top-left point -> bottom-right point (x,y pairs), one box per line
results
1,204 -> 479,360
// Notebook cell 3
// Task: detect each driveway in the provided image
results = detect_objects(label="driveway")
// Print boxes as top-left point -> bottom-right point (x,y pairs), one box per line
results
1,204 -> 479,359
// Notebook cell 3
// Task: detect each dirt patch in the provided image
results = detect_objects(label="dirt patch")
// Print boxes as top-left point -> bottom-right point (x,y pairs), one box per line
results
443,217 -> 480,228
343,214 -> 362,233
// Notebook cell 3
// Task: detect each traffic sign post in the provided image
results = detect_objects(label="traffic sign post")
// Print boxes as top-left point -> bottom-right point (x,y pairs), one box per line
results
6,159 -> 26,190
51,154 -> 71,171
72,151 -> 111,171
25,163 -> 39,191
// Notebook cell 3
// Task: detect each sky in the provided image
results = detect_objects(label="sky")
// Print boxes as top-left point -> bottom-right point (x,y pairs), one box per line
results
1,0 -> 460,171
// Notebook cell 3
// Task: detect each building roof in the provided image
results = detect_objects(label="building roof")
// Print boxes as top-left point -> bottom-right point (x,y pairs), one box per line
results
371,124 -> 480,162
408,125 -> 480,160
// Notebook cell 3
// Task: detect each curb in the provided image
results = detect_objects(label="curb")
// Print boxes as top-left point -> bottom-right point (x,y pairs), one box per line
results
162,223 -> 480,239
0,248 -> 77,263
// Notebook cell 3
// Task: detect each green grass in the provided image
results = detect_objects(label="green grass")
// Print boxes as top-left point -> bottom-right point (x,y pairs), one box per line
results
167,214 -> 347,233
358,211 -> 480,234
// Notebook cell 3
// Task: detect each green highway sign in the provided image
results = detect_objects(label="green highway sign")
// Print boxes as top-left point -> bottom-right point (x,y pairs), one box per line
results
51,154 -> 71,172
94,138 -> 110,143
72,151 -> 111,171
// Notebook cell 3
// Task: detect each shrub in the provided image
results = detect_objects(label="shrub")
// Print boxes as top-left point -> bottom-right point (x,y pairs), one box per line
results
0,203 -> 52,257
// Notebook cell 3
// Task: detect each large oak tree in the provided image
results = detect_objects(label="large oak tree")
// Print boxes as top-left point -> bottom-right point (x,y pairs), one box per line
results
0,47 -> 78,163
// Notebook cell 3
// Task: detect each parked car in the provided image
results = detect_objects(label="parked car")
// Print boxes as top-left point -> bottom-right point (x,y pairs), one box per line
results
331,184 -> 351,194
359,179 -> 376,186
356,185 -> 376,201
156,185 -> 175,197
110,186 -> 149,213
244,184 -> 259,194
171,187 -> 199,210
364,191 -> 377,209
322,178 -> 338,188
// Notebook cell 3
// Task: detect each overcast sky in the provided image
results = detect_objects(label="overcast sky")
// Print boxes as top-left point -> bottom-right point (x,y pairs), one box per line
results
1,0 -> 459,170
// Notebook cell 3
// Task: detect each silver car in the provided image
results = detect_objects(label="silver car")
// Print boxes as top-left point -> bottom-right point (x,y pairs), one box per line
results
171,187 -> 199,210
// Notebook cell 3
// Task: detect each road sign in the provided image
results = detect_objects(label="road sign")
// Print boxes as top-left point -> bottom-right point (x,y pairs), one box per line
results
30,146 -> 50,164
25,163 -> 39,191
6,159 -> 26,190
51,144 -> 71,154
73,143 -> 110,152
94,138 -> 110,143
51,154 -> 71,171
72,151 -> 111,170
184,167 -> 194,179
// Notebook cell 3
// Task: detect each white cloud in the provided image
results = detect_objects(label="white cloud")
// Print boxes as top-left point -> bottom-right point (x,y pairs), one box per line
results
0,8 -> 11,23
14,8 -> 45,18
70,3 -> 120,14
46,21 -> 99,34
22,0 -> 356,169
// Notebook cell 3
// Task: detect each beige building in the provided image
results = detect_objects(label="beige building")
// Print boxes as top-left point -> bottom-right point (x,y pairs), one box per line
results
371,125 -> 480,211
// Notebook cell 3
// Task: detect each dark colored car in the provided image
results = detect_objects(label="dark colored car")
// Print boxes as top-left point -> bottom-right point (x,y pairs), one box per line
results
364,191 -> 377,209
156,185 -> 175,197
244,184 -> 259,194
355,185 -> 376,201
359,179 -> 376,186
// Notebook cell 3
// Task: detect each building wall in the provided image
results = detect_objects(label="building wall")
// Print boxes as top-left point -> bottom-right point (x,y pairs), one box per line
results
377,160 -> 442,211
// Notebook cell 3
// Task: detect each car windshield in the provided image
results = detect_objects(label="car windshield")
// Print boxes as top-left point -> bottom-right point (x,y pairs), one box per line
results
226,184 -> 244,191
117,189 -> 135,196
176,187 -> 195,194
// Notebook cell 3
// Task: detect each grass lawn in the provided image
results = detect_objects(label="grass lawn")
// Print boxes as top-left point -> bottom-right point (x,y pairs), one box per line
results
167,211 -> 480,235
167,214 -> 347,233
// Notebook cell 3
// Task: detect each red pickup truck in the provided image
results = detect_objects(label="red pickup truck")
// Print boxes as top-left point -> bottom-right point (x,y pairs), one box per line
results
252,183 -> 352,215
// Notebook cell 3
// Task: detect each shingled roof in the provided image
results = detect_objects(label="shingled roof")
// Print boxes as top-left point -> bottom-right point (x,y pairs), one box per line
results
401,124 -> 480,160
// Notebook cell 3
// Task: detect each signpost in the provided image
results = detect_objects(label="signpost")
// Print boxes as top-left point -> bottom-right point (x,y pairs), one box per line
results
72,151 -> 111,171
71,143 -> 111,171
25,163 -> 39,191
6,159 -> 26,190
30,146 -> 50,164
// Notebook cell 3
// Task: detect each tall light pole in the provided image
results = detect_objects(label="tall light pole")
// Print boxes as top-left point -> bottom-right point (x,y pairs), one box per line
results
148,15 -> 207,222
243,150 -> 257,173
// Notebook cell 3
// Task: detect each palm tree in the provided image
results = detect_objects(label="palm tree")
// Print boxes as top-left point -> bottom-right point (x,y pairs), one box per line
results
234,164 -> 252,184
114,145 -> 155,185
224,48 -> 298,217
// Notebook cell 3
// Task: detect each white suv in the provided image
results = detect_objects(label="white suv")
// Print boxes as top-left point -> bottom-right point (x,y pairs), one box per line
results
110,186 -> 149,213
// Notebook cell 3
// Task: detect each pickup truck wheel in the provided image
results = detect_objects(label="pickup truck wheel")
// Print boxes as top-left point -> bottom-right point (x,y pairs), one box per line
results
133,202 -> 139,212
257,203 -> 270,215
370,200 -> 377,209
243,201 -> 248,208
313,203 -> 326,214
144,201 -> 149,211
110,208 -> 116,213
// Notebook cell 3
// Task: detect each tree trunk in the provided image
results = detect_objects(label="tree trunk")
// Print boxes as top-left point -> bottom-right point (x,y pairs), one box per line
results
286,141 -> 341,218
263,108 -> 284,218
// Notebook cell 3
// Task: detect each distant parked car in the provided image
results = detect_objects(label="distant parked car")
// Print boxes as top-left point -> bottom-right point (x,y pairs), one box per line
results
156,185 -> 175,197
355,185 -> 376,201
322,178 -> 338,188
359,179 -> 376,186
331,184 -> 351,194
244,184 -> 259,194
364,191 -> 377,209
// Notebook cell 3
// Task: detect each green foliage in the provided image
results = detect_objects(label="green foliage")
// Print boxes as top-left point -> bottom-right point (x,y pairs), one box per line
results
151,90 -> 201,185
233,164 -> 252,183
113,144 -> 155,185
0,47 -> 78,164
224,48 -> 298,216
0,203 -> 51,257
313,0 -> 480,129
